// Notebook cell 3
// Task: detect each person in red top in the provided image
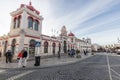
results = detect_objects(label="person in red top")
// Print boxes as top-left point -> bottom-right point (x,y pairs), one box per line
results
18,51 -> 23,58
22,48 -> 28,68
17,50 -> 24,68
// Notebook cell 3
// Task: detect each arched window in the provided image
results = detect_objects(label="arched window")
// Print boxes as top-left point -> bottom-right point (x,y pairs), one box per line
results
44,41 -> 48,53
71,38 -> 73,42
28,17 -> 33,29
29,39 -> 35,47
29,39 -> 36,58
11,39 -> 16,47
52,42 -> 56,55
64,41 -> 67,53
11,39 -> 16,54
68,44 -> 70,50
58,43 -> 61,52
4,41 -> 8,55
34,20 -> 39,31
17,16 -> 21,28
52,42 -> 56,47
2,41 -> 4,45
13,18 -> 17,29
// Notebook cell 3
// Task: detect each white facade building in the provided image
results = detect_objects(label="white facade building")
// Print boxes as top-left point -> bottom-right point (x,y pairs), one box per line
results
0,2 -> 92,59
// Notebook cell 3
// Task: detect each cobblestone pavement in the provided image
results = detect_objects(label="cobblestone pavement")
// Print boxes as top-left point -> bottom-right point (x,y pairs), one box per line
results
16,55 -> 109,80
1,53 -> 120,80
0,54 -> 107,80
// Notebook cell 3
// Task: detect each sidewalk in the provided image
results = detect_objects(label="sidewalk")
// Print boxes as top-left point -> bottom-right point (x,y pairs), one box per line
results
0,53 -> 93,69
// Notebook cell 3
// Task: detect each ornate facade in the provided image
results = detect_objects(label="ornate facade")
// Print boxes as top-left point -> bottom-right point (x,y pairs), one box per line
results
0,2 -> 92,58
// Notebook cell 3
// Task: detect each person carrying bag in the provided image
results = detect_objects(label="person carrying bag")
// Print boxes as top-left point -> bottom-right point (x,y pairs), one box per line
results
22,49 -> 28,68
17,50 -> 24,68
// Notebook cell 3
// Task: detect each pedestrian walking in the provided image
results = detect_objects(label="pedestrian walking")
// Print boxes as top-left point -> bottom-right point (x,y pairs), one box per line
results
58,51 -> 60,58
0,51 -> 2,61
84,50 -> 88,56
22,49 -> 28,68
17,50 -> 24,68
0,51 -> 1,57
84,50 -> 86,55
5,50 -> 12,63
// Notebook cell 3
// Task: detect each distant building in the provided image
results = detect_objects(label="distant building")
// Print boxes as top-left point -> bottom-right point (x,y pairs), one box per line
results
0,2 -> 92,58
91,44 -> 101,52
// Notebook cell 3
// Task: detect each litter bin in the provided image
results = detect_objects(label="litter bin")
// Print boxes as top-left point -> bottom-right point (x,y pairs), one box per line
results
34,56 -> 41,66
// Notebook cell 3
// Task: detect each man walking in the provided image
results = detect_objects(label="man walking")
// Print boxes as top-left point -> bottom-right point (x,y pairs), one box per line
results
5,50 -> 12,63
0,51 -> 1,57
58,51 -> 60,58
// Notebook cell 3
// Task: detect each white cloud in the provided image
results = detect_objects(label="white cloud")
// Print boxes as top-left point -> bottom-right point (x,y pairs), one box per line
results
75,13 -> 120,35
41,0 -> 116,34
0,0 -> 120,45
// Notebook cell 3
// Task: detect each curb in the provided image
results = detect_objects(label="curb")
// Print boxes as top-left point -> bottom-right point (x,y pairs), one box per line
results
0,55 -> 94,70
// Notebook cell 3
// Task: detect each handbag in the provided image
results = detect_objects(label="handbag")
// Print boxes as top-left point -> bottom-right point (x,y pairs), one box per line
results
17,57 -> 20,60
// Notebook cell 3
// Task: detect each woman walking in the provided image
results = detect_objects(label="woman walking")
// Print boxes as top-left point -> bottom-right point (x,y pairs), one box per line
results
22,49 -> 28,68
17,50 -> 24,68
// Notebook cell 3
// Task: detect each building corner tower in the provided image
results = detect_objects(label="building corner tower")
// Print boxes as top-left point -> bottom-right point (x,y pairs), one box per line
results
8,2 -> 43,58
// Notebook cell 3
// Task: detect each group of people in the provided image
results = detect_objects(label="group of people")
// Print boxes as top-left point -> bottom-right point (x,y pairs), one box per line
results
5,48 -> 28,68
68,49 -> 76,57
68,49 -> 88,57
17,49 -> 28,68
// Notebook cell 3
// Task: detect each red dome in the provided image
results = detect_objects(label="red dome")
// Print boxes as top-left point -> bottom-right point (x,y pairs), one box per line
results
68,32 -> 75,36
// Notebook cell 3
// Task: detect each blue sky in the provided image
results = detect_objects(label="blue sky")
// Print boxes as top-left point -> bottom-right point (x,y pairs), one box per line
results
0,0 -> 120,45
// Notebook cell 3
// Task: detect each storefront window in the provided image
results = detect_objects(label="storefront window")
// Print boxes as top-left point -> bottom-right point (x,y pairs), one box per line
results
44,41 -> 48,53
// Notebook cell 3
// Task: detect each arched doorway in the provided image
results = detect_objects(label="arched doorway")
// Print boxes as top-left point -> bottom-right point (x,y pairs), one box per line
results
44,41 -> 48,53
71,45 -> 72,49
3,41 -> 8,56
59,43 -> 61,52
11,39 -> 16,55
29,39 -> 35,58
52,42 -> 56,55
68,44 -> 70,50
63,41 -> 67,53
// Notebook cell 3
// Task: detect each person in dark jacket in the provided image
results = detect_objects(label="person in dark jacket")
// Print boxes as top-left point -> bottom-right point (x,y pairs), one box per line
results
58,51 -> 60,58
5,50 -> 12,63
22,49 -> 28,68
0,51 -> 1,57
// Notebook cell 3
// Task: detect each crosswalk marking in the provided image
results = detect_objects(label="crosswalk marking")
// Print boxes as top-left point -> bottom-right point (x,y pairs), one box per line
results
111,68 -> 120,78
6,70 -> 35,80
107,54 -> 113,80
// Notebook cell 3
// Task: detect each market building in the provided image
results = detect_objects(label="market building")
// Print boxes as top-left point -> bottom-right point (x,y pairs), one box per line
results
0,2 -> 92,59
